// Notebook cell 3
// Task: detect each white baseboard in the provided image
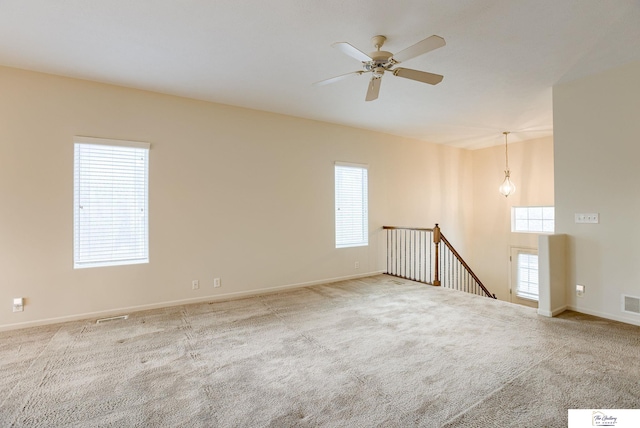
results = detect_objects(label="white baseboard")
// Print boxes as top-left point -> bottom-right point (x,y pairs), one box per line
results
539,304 -> 640,327
566,305 -> 640,327
0,271 -> 385,332
552,305 -> 568,316
537,305 -> 567,318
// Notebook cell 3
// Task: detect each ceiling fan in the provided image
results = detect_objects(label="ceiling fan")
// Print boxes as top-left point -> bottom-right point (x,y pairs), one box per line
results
314,34 -> 445,101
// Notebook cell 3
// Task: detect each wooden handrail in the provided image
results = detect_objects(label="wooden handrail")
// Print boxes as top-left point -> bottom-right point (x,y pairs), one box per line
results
439,233 -> 496,299
383,226 -> 434,232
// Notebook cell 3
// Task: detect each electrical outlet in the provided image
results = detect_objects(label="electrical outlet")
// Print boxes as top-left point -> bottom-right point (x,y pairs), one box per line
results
576,284 -> 585,297
213,278 -> 221,288
13,297 -> 24,312
354,261 -> 360,269
192,280 -> 199,290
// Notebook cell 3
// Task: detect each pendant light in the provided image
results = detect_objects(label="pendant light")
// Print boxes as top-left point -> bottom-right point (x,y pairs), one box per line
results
498,131 -> 516,197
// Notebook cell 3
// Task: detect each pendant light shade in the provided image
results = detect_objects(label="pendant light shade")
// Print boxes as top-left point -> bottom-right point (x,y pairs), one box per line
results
499,131 -> 516,197
499,170 -> 516,197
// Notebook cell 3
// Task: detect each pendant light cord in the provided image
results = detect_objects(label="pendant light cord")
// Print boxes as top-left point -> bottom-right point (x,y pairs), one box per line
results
503,131 -> 510,171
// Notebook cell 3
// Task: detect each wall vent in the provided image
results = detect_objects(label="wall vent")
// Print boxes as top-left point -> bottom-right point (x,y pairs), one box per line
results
96,315 -> 129,324
622,295 -> 640,315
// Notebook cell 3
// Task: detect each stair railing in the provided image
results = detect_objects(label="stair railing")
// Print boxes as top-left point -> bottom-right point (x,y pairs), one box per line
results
383,224 -> 496,299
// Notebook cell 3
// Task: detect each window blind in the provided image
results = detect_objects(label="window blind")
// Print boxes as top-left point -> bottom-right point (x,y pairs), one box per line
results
335,162 -> 368,248
74,137 -> 150,269
516,253 -> 539,300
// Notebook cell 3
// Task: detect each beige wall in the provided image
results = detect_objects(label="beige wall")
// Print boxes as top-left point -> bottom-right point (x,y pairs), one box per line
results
553,60 -> 640,326
470,137 -> 555,300
0,66 -> 473,330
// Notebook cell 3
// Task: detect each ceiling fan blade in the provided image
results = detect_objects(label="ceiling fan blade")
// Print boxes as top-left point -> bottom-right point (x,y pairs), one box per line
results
392,35 -> 445,63
332,42 -> 372,62
392,68 -> 443,85
313,71 -> 364,86
365,77 -> 381,101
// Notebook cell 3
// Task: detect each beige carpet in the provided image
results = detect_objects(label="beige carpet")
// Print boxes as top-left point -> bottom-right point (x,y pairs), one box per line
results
1,275 -> 639,427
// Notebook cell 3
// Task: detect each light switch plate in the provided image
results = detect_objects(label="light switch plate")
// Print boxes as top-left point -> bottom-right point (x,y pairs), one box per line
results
575,213 -> 599,224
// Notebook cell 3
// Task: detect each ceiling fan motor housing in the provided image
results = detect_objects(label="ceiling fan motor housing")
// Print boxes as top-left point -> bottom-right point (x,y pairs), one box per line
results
364,50 -> 394,76
365,35 -> 394,76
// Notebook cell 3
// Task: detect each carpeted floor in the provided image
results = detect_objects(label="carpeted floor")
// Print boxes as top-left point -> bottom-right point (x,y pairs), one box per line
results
1,275 -> 639,427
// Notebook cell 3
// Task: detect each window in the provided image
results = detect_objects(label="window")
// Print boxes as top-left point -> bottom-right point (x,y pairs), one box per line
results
512,206 -> 554,233
335,162 -> 368,248
516,252 -> 539,301
74,137 -> 150,269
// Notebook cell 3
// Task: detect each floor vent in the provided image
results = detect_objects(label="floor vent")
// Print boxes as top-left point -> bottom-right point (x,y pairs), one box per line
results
622,295 -> 640,315
96,315 -> 129,324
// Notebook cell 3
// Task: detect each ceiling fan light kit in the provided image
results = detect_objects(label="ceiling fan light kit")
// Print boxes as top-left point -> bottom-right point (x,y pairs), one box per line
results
314,34 -> 446,101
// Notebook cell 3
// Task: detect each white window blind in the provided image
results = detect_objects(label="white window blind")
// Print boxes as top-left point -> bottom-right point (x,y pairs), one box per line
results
335,162 -> 368,248
512,206 -> 555,233
74,137 -> 150,269
516,253 -> 539,301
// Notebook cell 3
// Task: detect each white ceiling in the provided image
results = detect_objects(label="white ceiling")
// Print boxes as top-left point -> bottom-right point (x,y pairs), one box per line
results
1,0 -> 639,149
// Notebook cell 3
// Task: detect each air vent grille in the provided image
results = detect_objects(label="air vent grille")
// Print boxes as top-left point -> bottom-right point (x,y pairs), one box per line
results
622,295 -> 640,315
96,315 -> 129,324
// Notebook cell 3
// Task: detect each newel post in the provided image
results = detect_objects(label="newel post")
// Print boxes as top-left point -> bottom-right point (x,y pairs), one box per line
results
433,223 -> 441,286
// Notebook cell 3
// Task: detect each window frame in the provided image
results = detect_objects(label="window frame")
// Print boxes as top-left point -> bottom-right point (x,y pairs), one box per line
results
334,161 -> 369,249
511,206 -> 555,234
73,136 -> 150,269
514,249 -> 539,302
